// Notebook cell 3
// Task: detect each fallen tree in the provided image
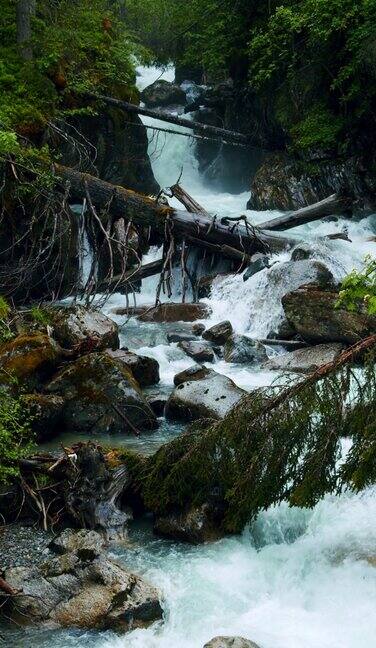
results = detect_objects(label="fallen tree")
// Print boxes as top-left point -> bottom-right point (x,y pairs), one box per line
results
54,164 -> 297,257
257,193 -> 353,231
134,335 -> 376,534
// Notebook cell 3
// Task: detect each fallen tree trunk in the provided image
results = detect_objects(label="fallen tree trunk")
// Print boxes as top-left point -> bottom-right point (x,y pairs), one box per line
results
257,193 -> 353,231
84,93 -> 251,147
54,164 -> 296,255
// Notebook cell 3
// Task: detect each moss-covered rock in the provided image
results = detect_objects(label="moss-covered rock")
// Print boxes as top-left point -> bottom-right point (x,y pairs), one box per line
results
51,305 -> 119,351
22,393 -> 65,441
46,353 -> 158,434
0,333 -> 63,388
105,349 -> 159,387
282,286 -> 376,343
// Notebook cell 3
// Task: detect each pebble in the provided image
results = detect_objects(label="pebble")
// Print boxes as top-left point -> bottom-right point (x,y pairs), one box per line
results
0,524 -> 52,571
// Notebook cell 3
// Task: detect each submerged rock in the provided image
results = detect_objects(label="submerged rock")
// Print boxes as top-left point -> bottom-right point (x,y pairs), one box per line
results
224,335 -> 267,364
203,320 -> 233,345
46,352 -> 158,433
204,637 -> 261,648
264,342 -> 344,373
141,79 -> 186,107
167,332 -> 196,343
192,323 -> 206,336
282,286 -> 376,343
166,371 -> 246,422
51,305 -> 119,351
106,349 -> 160,387
154,503 -> 227,544
1,529 -> 163,632
138,302 -> 211,323
0,333 -> 63,388
178,340 -> 215,363
173,364 -> 212,386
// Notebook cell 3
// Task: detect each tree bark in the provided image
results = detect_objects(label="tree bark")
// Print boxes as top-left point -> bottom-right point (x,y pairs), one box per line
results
16,0 -> 35,60
257,193 -> 353,231
83,93 -> 251,146
54,164 -> 297,255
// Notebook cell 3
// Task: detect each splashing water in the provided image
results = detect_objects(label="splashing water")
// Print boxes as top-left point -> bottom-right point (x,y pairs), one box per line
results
21,66 -> 376,648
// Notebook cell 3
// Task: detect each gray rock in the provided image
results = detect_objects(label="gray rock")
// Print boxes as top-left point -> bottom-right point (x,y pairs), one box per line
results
141,79 -> 186,107
224,335 -> 267,364
267,259 -> 335,292
174,364 -> 212,386
106,349 -> 160,387
51,305 -> 119,351
203,321 -> 233,345
204,637 -> 261,648
178,340 -> 215,363
166,371 -> 246,422
264,343 -> 344,373
264,342 -> 344,373
243,254 -> 270,281
2,530 -> 163,632
147,395 -> 167,416
291,243 -> 314,261
46,352 -> 158,433
49,529 -> 105,560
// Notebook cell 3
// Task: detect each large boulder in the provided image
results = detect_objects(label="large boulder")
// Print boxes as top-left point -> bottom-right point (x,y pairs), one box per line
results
1,529 -> 163,632
282,286 -> 376,343
224,335 -> 267,364
178,340 -> 215,363
0,333 -> 63,387
141,79 -> 186,108
46,353 -> 158,433
51,305 -> 119,351
204,637 -> 260,648
21,393 -> 65,441
203,321 -> 233,345
264,342 -> 344,373
166,371 -> 246,422
267,259 -> 335,292
138,302 -> 211,323
106,349 -> 159,387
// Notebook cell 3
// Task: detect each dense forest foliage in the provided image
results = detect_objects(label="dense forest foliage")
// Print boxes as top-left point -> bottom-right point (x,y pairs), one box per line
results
0,0 -> 142,161
128,0 -> 376,155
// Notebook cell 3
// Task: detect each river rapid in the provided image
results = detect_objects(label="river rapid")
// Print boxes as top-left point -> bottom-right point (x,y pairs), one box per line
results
13,67 -> 376,648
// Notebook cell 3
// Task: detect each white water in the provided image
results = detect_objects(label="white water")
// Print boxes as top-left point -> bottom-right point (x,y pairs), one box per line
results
18,66 -> 376,648
106,66 -> 376,648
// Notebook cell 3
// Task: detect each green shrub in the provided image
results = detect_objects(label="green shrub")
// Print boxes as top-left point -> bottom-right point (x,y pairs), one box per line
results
0,385 -> 34,485
336,256 -> 376,315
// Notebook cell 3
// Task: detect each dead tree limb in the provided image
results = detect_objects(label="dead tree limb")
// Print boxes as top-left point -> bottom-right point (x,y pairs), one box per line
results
170,184 -> 207,214
84,93 -> 251,147
257,193 -> 353,231
97,258 -> 164,292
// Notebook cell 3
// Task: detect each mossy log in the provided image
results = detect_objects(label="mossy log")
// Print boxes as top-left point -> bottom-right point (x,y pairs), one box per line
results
54,164 -> 297,256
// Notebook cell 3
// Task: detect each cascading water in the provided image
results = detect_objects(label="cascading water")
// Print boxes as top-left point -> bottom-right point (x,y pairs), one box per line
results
17,66 -> 376,648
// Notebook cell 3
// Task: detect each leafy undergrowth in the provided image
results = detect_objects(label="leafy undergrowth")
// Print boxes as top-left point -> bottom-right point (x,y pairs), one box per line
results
337,256 -> 376,315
